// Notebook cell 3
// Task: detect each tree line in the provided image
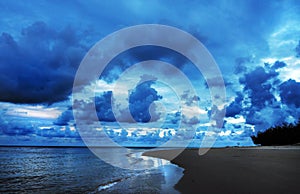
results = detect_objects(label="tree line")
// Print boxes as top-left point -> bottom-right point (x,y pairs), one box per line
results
251,120 -> 300,146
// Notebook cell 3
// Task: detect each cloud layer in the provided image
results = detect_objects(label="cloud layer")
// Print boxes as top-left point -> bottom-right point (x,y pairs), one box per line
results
0,0 -> 300,146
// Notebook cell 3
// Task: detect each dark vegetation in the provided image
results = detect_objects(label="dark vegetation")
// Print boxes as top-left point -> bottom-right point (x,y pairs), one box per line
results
251,120 -> 300,146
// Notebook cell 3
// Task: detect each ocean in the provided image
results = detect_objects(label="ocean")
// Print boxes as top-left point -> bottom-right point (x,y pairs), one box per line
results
0,147 -> 183,193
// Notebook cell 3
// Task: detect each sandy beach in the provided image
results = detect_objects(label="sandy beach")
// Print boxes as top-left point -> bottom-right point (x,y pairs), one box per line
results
144,146 -> 300,194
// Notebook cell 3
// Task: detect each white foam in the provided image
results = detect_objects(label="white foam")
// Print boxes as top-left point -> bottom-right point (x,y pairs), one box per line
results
97,181 -> 118,192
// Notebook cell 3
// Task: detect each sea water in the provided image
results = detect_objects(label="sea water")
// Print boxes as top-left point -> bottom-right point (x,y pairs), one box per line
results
0,147 -> 183,193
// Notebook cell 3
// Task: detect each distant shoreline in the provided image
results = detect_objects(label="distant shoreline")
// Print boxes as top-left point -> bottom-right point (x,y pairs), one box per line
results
1,144 -> 299,149
0,145 -> 157,149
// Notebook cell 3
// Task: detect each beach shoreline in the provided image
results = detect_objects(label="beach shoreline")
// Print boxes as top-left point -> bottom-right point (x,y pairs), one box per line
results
143,146 -> 300,194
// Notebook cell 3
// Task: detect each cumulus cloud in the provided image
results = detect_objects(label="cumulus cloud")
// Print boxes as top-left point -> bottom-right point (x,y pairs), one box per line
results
271,61 -> 287,70
239,66 -> 278,109
104,127 -> 175,147
279,79 -> 300,108
227,59 -> 300,133
58,79 -> 163,124
95,91 -> 116,122
226,92 -> 244,117
128,81 -> 162,122
54,107 -> 74,126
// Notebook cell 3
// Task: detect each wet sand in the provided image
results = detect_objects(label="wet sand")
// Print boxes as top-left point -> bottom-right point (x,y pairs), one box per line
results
144,146 -> 300,194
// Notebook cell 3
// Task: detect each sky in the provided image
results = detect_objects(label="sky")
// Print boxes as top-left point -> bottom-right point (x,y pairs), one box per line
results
0,0 -> 299,147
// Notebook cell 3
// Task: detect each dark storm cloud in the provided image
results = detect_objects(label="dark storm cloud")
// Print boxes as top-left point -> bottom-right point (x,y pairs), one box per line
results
239,66 -> 277,109
227,58 -> 300,133
1,0 -> 295,105
279,79 -> 300,108
226,92 -> 244,117
271,61 -> 287,70
100,46 -> 190,83
0,21 -> 87,104
237,65 -> 279,127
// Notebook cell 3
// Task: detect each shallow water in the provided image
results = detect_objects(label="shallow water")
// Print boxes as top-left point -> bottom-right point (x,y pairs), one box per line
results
0,147 -> 183,193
